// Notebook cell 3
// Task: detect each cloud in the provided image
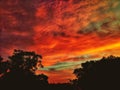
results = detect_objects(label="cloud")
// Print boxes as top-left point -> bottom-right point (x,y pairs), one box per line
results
40,54 -> 102,71
40,61 -> 80,71
0,0 -> 40,56
1,0 -> 120,83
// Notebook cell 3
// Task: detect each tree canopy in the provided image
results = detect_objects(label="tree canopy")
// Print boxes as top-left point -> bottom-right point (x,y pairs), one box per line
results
1,50 -> 120,90
73,55 -> 120,90
0,49 -> 48,90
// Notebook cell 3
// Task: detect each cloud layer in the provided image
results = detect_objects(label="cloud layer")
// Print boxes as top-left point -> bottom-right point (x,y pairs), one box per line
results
1,0 -> 120,83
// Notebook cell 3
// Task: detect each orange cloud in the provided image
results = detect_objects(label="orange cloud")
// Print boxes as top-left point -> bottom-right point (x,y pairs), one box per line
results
1,0 -> 120,83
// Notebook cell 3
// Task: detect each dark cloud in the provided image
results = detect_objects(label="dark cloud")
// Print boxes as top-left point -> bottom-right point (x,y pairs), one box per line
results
101,21 -> 111,29
1,0 -> 37,31
52,31 -> 71,37
62,12 -> 74,19
77,20 -> 120,41
0,0 -> 40,56
0,33 -> 34,48
46,5 -> 55,20
48,68 -> 56,71
77,22 -> 98,34
62,56 -> 88,61
72,0 -> 83,4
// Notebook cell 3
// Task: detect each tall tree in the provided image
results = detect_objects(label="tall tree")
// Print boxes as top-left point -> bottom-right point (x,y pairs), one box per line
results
0,49 -> 48,89
8,49 -> 43,72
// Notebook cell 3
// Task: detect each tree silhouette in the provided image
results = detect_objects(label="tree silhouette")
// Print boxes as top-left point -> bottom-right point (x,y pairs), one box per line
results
73,55 -> 120,90
0,56 -> 9,75
0,50 -> 48,90
0,50 -> 76,90
0,56 -> 3,61
1,50 -> 120,90
8,49 -> 43,71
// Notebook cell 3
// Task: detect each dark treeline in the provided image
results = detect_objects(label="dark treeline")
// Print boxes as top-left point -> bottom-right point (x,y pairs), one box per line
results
72,55 -> 120,90
0,49 -> 120,90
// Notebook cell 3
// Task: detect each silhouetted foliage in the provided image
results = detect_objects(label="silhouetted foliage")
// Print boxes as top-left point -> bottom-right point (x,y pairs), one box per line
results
48,83 -> 77,90
73,55 -> 120,90
0,50 -> 77,90
0,56 -> 9,74
1,50 -> 120,90
0,56 -> 3,61
0,50 -> 48,90
8,49 -> 43,71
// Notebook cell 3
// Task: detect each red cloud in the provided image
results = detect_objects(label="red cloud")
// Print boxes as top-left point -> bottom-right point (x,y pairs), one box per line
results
1,0 -> 120,83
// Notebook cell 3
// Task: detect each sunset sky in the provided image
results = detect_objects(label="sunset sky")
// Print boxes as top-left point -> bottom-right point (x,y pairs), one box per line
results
0,0 -> 120,83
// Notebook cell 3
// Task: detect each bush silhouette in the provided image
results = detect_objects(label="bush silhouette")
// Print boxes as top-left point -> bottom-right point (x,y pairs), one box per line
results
73,55 -> 120,90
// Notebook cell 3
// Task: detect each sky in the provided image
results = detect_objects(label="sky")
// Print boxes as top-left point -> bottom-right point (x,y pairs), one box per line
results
0,0 -> 120,83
